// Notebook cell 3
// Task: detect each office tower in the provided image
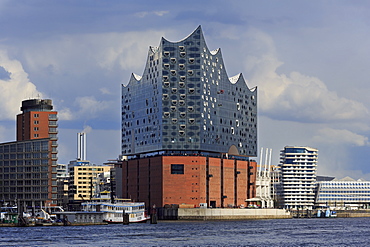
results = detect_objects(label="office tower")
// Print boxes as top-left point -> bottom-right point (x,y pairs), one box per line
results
279,146 -> 318,209
0,99 -> 58,207
118,26 -> 258,208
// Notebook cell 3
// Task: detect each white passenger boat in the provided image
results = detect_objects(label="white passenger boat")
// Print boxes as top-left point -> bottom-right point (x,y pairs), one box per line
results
81,199 -> 150,223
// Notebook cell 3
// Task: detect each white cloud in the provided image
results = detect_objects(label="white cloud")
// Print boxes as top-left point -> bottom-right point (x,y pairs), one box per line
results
82,125 -> 92,134
154,11 -> 169,16
19,30 -> 166,75
99,87 -> 112,95
75,96 -> 110,118
243,29 -> 369,123
134,11 -> 168,18
312,128 -> 369,147
134,11 -> 148,18
0,50 -> 43,120
56,96 -> 112,121
58,107 -> 73,121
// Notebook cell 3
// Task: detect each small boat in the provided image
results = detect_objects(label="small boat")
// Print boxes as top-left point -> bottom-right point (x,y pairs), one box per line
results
330,211 -> 337,218
81,199 -> 150,223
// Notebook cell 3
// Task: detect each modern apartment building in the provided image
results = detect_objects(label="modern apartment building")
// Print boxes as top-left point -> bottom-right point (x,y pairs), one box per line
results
278,146 -> 318,209
0,99 -> 58,206
119,26 -> 258,208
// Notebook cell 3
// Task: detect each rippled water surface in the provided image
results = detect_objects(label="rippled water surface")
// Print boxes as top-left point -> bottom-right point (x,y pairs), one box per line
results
1,218 -> 370,246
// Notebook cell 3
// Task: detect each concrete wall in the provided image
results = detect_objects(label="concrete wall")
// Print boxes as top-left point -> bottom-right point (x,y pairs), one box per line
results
336,210 -> 370,218
177,208 -> 291,220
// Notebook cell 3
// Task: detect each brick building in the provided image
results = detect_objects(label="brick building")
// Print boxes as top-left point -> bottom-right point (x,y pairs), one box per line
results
0,99 -> 58,206
116,155 -> 256,208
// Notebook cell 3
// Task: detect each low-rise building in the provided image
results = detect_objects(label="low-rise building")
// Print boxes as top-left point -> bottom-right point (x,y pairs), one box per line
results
315,177 -> 370,209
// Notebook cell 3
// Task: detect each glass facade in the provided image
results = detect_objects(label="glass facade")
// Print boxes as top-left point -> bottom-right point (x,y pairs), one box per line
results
122,26 -> 257,157
0,139 -> 57,205
316,180 -> 370,208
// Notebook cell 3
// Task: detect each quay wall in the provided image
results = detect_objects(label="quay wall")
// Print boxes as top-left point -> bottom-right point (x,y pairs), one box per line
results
168,208 -> 292,220
336,210 -> 370,218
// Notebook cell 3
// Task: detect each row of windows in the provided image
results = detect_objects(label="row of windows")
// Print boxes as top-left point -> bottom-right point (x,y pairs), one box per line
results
0,155 -> 49,162
0,179 -> 49,186
320,183 -> 370,187
317,197 -> 370,201
319,193 -> 370,196
0,193 -> 51,200
0,166 -> 49,172
0,173 -> 50,179
0,187 -> 49,192
75,167 -> 104,171
0,141 -> 49,153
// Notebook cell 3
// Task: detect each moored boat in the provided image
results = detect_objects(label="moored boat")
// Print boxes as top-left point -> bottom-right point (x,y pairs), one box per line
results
81,199 -> 150,223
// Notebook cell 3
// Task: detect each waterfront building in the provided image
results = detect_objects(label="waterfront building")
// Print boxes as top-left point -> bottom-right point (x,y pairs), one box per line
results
315,177 -> 370,209
0,99 -> 58,207
122,26 -> 257,157
278,146 -> 318,209
118,26 -> 258,208
116,155 -> 256,208
67,160 -> 112,202
67,133 -> 113,204
56,164 -> 68,207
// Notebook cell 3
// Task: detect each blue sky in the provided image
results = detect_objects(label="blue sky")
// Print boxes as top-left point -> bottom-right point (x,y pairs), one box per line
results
1,0 -> 370,179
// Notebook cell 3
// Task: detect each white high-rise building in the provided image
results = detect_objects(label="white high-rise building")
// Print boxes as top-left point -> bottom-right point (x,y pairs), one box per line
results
278,146 -> 318,209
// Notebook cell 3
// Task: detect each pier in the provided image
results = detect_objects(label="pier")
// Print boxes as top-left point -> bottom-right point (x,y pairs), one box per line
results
159,208 -> 292,220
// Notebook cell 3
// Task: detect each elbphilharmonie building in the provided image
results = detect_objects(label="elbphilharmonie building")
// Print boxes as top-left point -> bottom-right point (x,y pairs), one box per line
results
119,26 -> 258,208
122,26 -> 257,158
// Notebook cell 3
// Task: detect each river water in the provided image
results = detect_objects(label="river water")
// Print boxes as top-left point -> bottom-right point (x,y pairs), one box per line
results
1,218 -> 369,246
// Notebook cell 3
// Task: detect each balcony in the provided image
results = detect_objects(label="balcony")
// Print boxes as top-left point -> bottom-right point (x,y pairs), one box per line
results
49,121 -> 58,127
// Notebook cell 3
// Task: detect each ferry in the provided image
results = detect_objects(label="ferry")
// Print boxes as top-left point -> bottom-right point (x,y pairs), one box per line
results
81,199 -> 150,223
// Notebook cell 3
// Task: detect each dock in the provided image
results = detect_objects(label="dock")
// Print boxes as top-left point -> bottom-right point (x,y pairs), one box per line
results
159,208 -> 292,220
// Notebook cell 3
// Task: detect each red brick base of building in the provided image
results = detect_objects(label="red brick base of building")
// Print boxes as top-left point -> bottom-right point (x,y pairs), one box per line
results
116,155 -> 257,208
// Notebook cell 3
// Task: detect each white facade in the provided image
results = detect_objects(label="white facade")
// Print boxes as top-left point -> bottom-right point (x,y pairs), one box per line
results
316,177 -> 370,209
279,146 -> 318,209
254,148 -> 274,208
